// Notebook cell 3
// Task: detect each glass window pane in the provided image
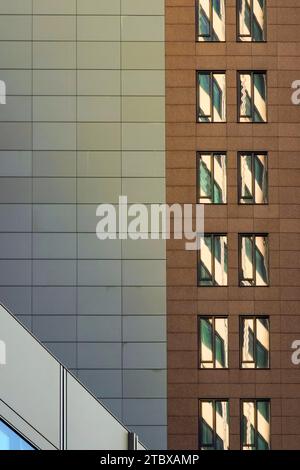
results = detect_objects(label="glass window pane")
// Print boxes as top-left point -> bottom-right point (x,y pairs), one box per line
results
199,235 -> 228,286
240,153 -> 268,204
199,154 -> 212,202
199,73 -> 211,121
255,236 -> 268,286
242,402 -> 256,449
253,73 -> 267,122
198,73 -> 226,123
212,74 -> 226,122
253,0 -> 265,41
199,153 -> 227,204
254,154 -> 268,203
214,318 -> 228,368
240,154 -> 253,203
239,73 -> 252,122
214,235 -> 228,286
242,318 -> 255,367
0,420 -> 34,451
198,0 -> 225,42
200,236 -> 213,284
257,401 -> 270,450
212,0 -> 225,41
213,154 -> 227,203
199,0 -> 211,38
240,235 -> 268,286
201,401 -> 214,447
256,318 -> 269,368
242,401 -> 270,451
239,0 -> 252,39
241,236 -> 254,285
239,0 -> 265,42
200,400 -> 229,450
215,401 -> 229,450
200,318 -> 213,366
239,72 -> 267,122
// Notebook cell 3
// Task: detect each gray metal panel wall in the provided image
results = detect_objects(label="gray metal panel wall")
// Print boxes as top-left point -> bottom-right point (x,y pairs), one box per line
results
0,0 -> 166,449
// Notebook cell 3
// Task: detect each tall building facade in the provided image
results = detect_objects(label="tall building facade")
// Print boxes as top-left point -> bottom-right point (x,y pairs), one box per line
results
0,0 -> 167,450
0,0 -> 300,452
166,0 -> 300,450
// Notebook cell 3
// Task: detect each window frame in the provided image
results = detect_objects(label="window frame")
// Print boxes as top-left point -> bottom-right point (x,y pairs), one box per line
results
240,399 -> 271,450
239,315 -> 270,369
199,398 -> 230,450
237,71 -> 268,123
238,233 -> 269,287
237,0 -> 267,43
198,233 -> 228,287
197,151 -> 227,205
198,315 -> 229,369
197,71 -> 227,123
196,0 -> 226,42
238,151 -> 268,205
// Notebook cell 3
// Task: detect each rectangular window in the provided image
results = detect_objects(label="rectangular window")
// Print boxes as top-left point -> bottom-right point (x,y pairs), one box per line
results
198,72 -> 226,122
241,400 -> 270,450
238,72 -> 267,122
198,234 -> 228,286
239,234 -> 269,286
199,400 -> 229,450
199,317 -> 228,368
197,0 -> 226,42
198,152 -> 227,204
239,152 -> 268,204
238,0 -> 266,42
240,317 -> 270,368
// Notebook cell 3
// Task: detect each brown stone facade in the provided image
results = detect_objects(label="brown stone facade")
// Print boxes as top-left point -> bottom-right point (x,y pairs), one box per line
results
166,0 -> 300,450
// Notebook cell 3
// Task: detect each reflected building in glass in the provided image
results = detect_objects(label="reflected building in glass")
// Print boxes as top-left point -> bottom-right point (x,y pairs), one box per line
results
199,317 -> 228,369
198,152 -> 227,204
199,400 -> 229,450
238,0 -> 266,42
239,153 -> 268,204
241,317 -> 270,369
197,0 -> 226,42
242,400 -> 270,450
198,235 -> 228,286
238,72 -> 267,123
198,72 -> 226,122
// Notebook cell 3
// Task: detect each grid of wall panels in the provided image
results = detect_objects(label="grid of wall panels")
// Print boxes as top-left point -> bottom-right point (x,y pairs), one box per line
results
0,0 -> 166,449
